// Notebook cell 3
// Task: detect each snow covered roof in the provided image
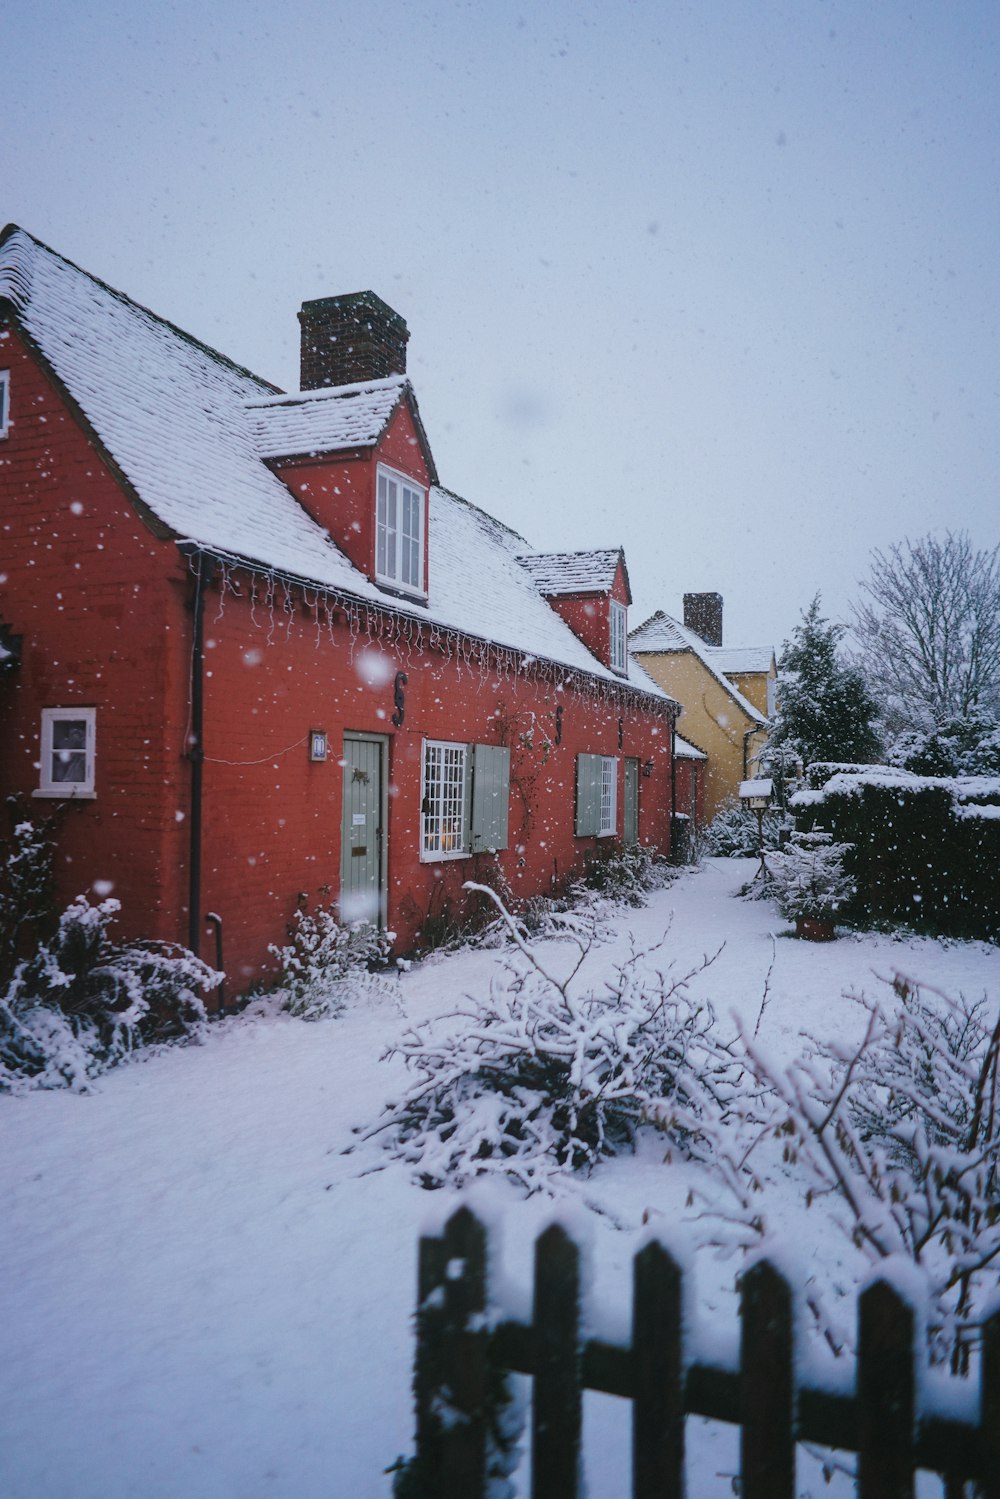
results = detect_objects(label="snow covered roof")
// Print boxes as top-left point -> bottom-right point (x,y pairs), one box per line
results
0,226 -> 671,706
629,610 -> 766,724
675,734 -> 707,760
516,548 -> 627,598
710,645 -> 774,675
245,376 -> 409,458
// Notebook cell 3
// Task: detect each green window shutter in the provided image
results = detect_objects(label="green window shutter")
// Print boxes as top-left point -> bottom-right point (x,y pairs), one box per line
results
575,753 -> 602,837
470,744 -> 510,852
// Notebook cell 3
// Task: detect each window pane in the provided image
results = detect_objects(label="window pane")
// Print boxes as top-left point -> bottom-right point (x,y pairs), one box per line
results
423,742 -> 467,854
51,720 -> 88,783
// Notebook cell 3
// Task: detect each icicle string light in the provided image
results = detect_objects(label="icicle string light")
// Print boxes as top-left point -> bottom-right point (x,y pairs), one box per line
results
180,547 -> 675,723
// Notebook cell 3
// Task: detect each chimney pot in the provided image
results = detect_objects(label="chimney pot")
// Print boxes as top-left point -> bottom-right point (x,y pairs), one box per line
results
297,290 -> 409,390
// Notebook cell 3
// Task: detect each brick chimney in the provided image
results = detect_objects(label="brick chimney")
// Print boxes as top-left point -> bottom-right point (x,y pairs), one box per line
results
297,291 -> 409,390
683,591 -> 723,647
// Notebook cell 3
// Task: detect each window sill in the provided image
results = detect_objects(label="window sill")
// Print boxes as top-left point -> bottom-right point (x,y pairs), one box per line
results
32,788 -> 97,800
420,848 -> 471,863
374,578 -> 429,607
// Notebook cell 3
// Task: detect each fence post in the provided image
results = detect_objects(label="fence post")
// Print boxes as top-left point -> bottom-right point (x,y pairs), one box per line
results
858,1279 -> 915,1499
982,1303 -> 1000,1499
632,1240 -> 684,1499
412,1206 -> 489,1499
740,1259 -> 794,1499
533,1223 -> 582,1499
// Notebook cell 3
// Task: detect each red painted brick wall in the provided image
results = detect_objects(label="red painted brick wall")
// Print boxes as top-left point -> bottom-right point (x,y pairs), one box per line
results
0,323 -> 191,944
194,571 -> 675,985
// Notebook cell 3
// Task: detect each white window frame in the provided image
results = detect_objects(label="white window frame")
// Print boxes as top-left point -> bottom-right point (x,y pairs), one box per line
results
0,370 -> 9,439
610,600 -> 627,673
35,707 -> 97,797
598,754 -> 618,836
421,740 -> 469,860
376,463 -> 425,596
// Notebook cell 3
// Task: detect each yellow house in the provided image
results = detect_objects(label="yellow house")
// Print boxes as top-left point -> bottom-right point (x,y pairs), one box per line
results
630,594 -> 776,823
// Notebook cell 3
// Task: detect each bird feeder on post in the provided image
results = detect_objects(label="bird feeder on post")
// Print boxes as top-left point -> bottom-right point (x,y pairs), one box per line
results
739,778 -> 774,880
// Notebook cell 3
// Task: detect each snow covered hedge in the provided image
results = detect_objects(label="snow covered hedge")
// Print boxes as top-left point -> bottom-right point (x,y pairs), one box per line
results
1,895 -> 216,1093
793,769 -> 1000,940
366,885 -> 734,1192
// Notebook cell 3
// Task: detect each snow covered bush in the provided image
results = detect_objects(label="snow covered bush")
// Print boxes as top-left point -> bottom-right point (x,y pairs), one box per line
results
704,800 -> 783,858
367,885 -> 732,1192
732,974 -> 1000,1371
0,895 -> 215,1093
0,807 -> 57,990
270,898 -> 394,1019
580,843 -> 673,906
766,830 -> 854,925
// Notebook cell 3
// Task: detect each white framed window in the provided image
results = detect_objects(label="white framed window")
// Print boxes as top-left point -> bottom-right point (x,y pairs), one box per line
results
0,370 -> 10,439
420,740 -> 511,860
36,707 -> 96,796
576,753 -> 618,837
610,600 -> 627,673
376,464 -> 425,595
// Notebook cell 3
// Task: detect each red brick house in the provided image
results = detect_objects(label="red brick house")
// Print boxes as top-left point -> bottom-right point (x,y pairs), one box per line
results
0,227 -> 679,992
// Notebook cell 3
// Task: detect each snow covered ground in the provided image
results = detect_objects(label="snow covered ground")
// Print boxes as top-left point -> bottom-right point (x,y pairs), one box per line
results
3,859 -> 998,1498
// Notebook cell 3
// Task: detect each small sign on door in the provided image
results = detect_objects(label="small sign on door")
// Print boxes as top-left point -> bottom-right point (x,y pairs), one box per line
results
352,813 -> 366,826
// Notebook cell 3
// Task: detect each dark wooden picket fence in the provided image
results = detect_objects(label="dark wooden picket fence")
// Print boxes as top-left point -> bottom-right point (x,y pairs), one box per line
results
401,1206 -> 1000,1498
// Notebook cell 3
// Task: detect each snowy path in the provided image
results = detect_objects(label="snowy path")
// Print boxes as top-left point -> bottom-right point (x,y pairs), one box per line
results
2,860 -> 998,1497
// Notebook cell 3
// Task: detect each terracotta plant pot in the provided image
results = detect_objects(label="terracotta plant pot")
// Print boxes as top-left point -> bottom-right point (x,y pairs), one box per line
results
796,916 -> 836,942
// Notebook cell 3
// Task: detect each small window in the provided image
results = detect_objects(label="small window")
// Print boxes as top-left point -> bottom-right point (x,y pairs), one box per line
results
420,740 -> 511,860
376,464 -> 425,595
576,753 -> 618,837
610,601 -> 627,673
37,707 -> 96,796
0,371 -> 9,439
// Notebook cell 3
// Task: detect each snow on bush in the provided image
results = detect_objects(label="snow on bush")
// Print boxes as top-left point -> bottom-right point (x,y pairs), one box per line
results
579,842 -> 674,907
705,801 -> 783,858
766,829 -> 855,924
366,884 -> 734,1192
0,895 -> 215,1093
730,974 -> 1000,1370
269,898 -> 395,1019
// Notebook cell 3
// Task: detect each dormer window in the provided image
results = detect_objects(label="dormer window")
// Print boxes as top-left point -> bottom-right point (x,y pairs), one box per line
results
376,464 -> 425,595
610,600 -> 627,673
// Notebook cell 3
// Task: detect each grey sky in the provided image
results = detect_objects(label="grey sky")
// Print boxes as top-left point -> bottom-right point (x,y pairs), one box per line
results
6,0 -> 998,652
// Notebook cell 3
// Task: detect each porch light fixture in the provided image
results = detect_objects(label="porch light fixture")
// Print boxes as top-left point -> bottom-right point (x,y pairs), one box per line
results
642,759 -> 654,778
309,730 -> 328,763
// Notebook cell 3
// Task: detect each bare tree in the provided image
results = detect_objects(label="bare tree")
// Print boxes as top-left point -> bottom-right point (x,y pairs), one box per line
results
854,532 -> 1000,735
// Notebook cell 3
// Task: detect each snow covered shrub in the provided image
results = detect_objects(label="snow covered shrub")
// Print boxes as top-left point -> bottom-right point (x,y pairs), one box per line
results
581,843 -> 673,906
0,805 -> 58,990
270,898 -> 394,1019
734,975 -> 1000,1370
704,801 -> 783,858
368,885 -> 732,1192
0,895 -> 215,1093
766,830 -> 854,925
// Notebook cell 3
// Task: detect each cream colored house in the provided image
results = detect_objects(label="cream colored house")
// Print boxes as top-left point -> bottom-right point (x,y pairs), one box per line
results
631,594 -> 776,822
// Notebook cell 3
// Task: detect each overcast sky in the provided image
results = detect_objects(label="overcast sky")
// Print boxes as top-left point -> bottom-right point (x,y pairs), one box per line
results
6,0 -> 998,651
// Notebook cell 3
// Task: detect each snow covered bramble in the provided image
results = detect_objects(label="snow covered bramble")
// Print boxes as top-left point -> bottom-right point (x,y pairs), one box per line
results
734,974 -> 1000,1370
368,884 -> 733,1192
767,830 -> 854,924
270,899 -> 395,1019
0,895 -> 215,1093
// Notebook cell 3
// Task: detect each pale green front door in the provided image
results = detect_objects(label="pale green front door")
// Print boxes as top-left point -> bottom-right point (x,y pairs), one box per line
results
340,734 -> 386,925
624,757 -> 639,845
